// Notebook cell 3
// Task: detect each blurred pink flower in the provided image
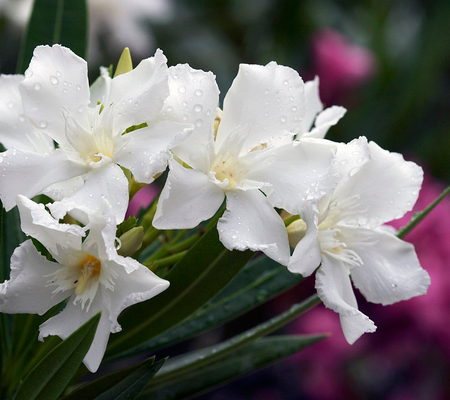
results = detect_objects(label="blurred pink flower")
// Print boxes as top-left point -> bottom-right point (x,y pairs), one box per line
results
126,184 -> 159,218
311,30 -> 377,104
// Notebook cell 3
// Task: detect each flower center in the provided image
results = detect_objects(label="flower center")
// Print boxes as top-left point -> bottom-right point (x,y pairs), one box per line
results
75,254 -> 102,295
210,154 -> 246,189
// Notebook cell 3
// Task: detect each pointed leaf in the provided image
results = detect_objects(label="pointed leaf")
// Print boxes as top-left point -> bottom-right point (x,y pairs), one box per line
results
17,0 -> 88,73
140,335 -> 326,400
106,227 -> 254,360
13,312 -> 100,400
121,256 -> 303,357
63,356 -> 166,400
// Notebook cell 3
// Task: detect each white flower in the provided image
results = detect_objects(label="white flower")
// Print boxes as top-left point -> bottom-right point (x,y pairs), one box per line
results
153,62 -> 338,265
0,195 -> 169,372
0,74 -> 54,153
0,45 -> 191,223
287,137 -> 430,343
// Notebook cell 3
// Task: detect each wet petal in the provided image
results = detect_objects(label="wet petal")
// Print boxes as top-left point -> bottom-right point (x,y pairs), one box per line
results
335,140 -> 423,227
17,195 -> 84,256
162,64 -> 219,169
0,240 -> 68,315
115,120 -> 192,184
108,49 -> 169,131
217,62 -> 305,154
153,160 -> 224,229
0,148 -> 88,211
48,163 -> 129,225
302,76 -> 323,134
38,293 -> 110,373
347,226 -> 430,305
19,45 -> 90,147
306,106 -> 346,139
316,255 -> 376,344
219,189 -> 290,265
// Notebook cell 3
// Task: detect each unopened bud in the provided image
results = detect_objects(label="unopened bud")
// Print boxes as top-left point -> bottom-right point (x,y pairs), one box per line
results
117,226 -> 144,257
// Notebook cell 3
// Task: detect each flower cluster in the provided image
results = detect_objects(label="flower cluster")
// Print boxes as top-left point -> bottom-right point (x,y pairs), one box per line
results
0,44 -> 430,371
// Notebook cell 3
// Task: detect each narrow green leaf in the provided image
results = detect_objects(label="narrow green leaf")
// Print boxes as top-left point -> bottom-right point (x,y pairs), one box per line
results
96,358 -> 166,400
140,335 -> 326,400
13,312 -> 101,400
0,197 -> 25,371
146,293 -> 321,387
62,357 -> 165,400
106,227 -> 254,359
397,185 -> 450,239
123,256 -> 303,356
16,0 -> 88,74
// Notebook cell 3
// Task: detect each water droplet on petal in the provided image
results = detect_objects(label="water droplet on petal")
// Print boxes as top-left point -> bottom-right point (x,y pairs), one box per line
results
50,76 -> 58,84
34,83 -> 41,90
25,70 -> 33,78
195,119 -> 203,127
194,104 -> 203,112
39,120 -> 47,128
76,85 -> 81,91
195,89 -> 203,96
178,86 -> 186,94
280,116 -> 287,123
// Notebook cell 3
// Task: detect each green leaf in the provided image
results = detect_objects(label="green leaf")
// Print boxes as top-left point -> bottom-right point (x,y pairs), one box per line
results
0,198 -> 26,372
105,226 -> 254,360
146,293 -> 321,388
124,256 -> 303,356
397,185 -> 450,239
16,0 -> 88,74
140,335 -> 325,400
13,312 -> 101,400
62,357 -> 165,400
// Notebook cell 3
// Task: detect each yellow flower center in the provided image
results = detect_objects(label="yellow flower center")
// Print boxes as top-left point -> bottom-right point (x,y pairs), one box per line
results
75,254 -> 102,295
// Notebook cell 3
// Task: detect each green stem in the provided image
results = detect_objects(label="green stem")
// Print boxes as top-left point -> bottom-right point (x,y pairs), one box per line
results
148,294 -> 321,386
146,251 -> 188,270
397,185 -> 450,239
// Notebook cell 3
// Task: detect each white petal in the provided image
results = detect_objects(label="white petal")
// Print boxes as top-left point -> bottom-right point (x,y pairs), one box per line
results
81,200 -> 118,262
302,76 -> 323,134
0,74 -> 53,153
153,160 -> 224,229
316,255 -> 376,344
0,240 -> 68,315
105,261 -> 169,332
219,189 -> 290,265
49,163 -> 129,225
43,175 -> 85,202
38,293 -> 111,373
16,195 -> 84,256
0,148 -> 88,211
287,202 -> 322,277
248,138 -> 338,214
115,120 -> 192,184
346,226 -> 430,305
162,64 -> 219,169
108,49 -> 169,131
216,62 -> 305,153
335,140 -> 423,227
333,136 -> 370,182
89,66 -> 111,106
306,106 -> 346,139
19,45 -> 91,147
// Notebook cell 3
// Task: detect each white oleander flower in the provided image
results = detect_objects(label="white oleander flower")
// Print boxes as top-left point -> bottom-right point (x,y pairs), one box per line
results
0,45 -> 191,223
153,61 -> 338,265
287,137 -> 430,343
0,195 -> 169,372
